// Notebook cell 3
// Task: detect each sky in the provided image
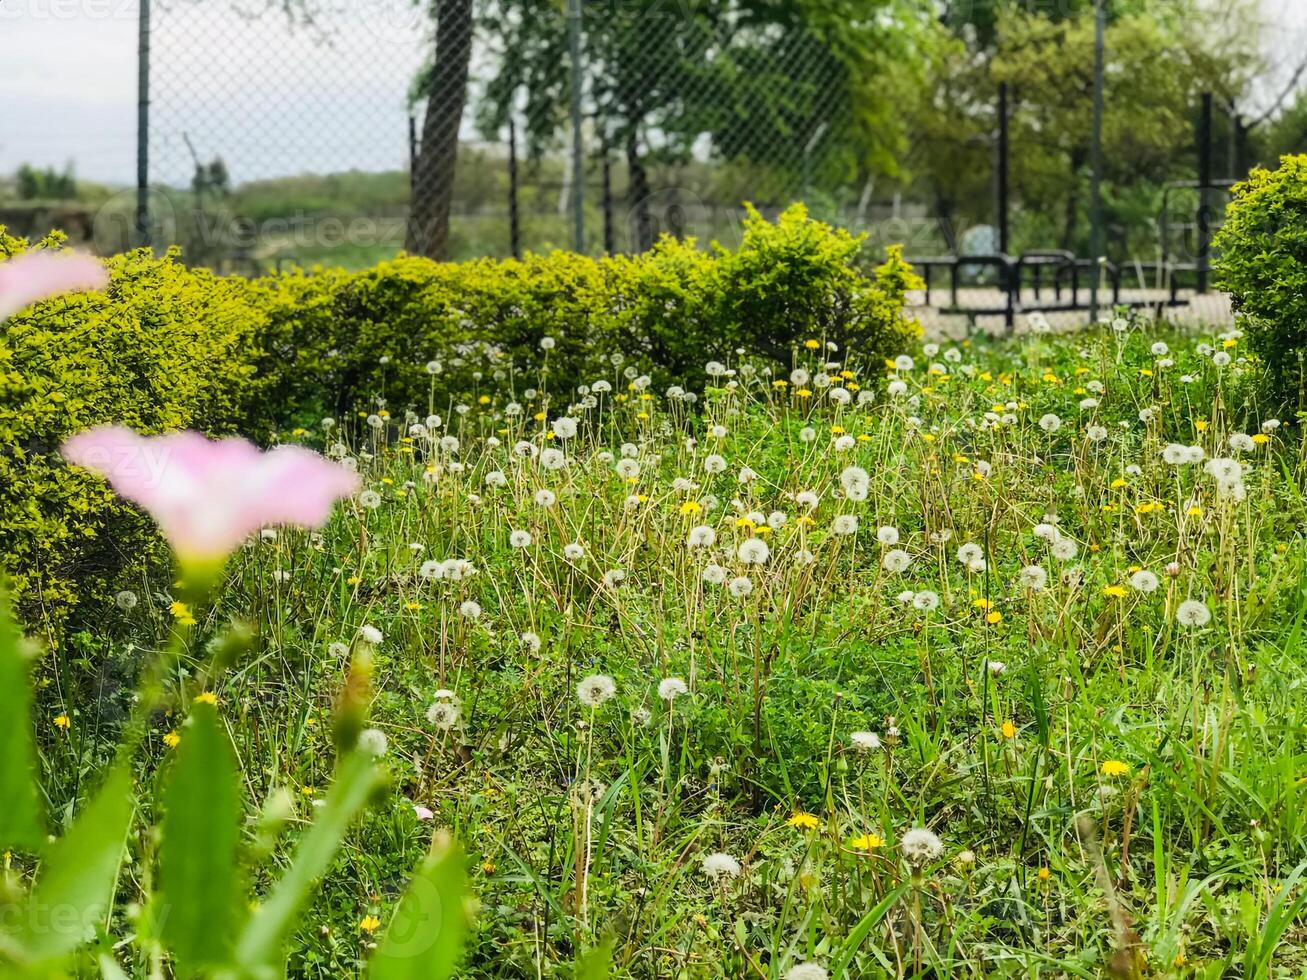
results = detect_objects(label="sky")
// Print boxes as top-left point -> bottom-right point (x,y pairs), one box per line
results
2,0 -> 1306,189
0,0 -> 430,186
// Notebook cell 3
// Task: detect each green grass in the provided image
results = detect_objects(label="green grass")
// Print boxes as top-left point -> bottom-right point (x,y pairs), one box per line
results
33,315 -> 1307,977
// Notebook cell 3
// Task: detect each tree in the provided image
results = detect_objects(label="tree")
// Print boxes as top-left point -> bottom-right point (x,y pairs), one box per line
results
407,0 -> 476,259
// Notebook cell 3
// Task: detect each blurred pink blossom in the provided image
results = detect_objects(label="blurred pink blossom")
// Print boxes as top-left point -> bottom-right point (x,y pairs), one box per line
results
0,250 -> 109,322
63,426 -> 360,565
413,805 -> 435,822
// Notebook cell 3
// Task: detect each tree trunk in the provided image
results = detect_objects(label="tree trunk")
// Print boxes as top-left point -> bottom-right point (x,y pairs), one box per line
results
626,128 -> 653,252
407,0 -> 475,260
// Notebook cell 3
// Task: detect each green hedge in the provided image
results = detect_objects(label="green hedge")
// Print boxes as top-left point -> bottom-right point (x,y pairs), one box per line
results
292,204 -> 923,416
2,206 -> 920,630
0,230 -> 275,627
1214,154 -> 1307,410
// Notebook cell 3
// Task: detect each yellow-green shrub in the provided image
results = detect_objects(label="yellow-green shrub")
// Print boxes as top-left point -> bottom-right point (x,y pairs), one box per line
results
1214,155 -> 1307,408
0,231 -> 270,629
286,204 -> 922,413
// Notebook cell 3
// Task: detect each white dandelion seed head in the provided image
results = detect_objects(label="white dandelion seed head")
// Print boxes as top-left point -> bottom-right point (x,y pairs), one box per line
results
702,852 -> 742,880
727,575 -> 754,598
832,514 -> 859,536
426,700 -> 461,730
577,674 -> 617,706
901,827 -> 944,867
1020,565 -> 1048,591
658,677 -> 688,701
850,731 -> 882,751
702,563 -> 728,586
912,590 -> 940,611
956,542 -> 983,564
1051,538 -> 1079,561
882,549 -> 912,573
1176,599 -> 1212,628
1129,570 -> 1159,593
357,728 -> 388,757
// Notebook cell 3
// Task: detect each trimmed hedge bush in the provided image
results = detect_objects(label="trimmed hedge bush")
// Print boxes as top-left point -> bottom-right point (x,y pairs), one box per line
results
1214,154 -> 1307,410
2,205 -> 920,630
0,230 -> 273,627
297,205 -> 923,416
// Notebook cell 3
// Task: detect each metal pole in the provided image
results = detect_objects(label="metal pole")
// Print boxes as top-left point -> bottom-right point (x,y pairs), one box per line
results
135,0 -> 151,250
567,0 -> 585,253
997,81 -> 1010,256
1088,0 -> 1105,322
508,113 -> 521,259
408,114 -> 418,195
601,136 -> 614,255
1197,92 -> 1213,294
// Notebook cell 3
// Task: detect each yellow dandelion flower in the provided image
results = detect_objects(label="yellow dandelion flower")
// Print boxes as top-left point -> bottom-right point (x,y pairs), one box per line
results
1001,720 -> 1017,739
806,339 -> 822,349
170,601 -> 196,627
849,833 -> 884,850
194,692 -> 218,705
1103,585 -> 1128,598
1252,433 -> 1270,445
359,915 -> 381,934
986,610 -> 1003,624
1038,866 -> 1051,881
163,731 -> 182,748
1101,759 -> 1130,777
53,714 -> 71,730
787,811 -> 820,830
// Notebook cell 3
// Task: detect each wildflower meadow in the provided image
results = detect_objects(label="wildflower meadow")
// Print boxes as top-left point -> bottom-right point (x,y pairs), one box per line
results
5,158 -> 1307,978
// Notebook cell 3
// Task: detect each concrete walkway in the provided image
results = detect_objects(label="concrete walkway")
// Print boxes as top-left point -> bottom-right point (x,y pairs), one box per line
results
907,288 -> 1233,339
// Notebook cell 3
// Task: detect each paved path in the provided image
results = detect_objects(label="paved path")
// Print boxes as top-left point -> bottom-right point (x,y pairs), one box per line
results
907,288 -> 1233,339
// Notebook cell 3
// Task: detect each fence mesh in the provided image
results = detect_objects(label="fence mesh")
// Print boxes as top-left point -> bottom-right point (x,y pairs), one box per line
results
121,0 -> 869,267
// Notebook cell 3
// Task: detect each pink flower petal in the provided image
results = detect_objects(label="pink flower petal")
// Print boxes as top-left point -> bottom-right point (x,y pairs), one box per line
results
0,251 -> 109,322
63,426 -> 360,563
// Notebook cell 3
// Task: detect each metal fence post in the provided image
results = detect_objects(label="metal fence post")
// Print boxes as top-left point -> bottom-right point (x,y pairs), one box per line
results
1088,0 -> 1105,323
996,81 -> 1009,256
136,0 -> 151,251
567,0 -> 585,253
1197,92 -> 1213,294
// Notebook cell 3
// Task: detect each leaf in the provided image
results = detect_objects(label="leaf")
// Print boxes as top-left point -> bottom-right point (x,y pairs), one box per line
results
573,937 -> 614,980
369,833 -> 470,980
234,752 -> 384,972
158,701 -> 244,975
827,882 -> 911,976
0,590 -> 44,851
21,766 -> 134,960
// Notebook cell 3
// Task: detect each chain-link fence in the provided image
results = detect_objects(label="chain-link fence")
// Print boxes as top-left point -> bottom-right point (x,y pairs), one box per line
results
126,0 -> 872,268
0,0 -> 1262,315
117,0 -> 878,268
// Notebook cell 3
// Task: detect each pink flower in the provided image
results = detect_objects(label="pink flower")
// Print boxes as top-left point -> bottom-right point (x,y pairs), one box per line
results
63,426 -> 360,565
0,250 -> 109,322
413,805 -> 434,822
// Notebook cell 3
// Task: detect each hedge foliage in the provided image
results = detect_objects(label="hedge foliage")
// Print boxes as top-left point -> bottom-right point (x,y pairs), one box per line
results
2,205 -> 920,630
0,230 -> 274,629
1214,154 -> 1307,410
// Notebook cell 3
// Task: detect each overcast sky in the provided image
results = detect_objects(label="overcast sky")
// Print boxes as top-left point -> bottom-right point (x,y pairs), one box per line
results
2,0 -> 1306,188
